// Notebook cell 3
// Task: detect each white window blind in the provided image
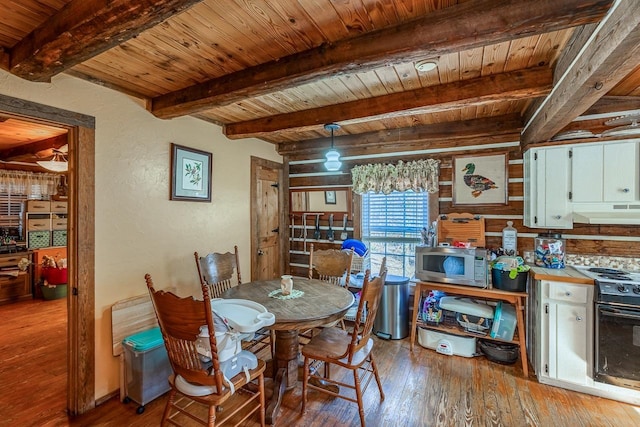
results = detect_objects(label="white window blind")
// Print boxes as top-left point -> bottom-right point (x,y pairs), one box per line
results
0,193 -> 27,228
361,191 -> 429,278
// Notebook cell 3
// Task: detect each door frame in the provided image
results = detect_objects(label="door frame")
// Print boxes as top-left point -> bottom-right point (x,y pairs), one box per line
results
250,156 -> 287,280
0,94 -> 95,414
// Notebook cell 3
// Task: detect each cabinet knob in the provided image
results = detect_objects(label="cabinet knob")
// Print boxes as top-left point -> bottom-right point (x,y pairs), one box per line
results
565,291 -> 571,296
553,215 -> 562,220
576,316 -> 583,321
622,188 -> 630,193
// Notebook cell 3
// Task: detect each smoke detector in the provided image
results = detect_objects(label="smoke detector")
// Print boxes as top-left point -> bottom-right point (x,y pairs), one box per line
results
415,59 -> 438,72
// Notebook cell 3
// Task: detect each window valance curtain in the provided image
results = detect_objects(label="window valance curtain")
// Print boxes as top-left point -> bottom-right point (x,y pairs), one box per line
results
0,169 -> 60,197
351,159 -> 440,194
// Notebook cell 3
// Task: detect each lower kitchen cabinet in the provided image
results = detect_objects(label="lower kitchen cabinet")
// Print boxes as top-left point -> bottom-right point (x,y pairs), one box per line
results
534,279 -> 593,386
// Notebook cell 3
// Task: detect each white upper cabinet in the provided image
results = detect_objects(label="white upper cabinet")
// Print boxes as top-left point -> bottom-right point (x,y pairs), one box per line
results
571,141 -> 638,203
524,146 -> 572,229
526,139 -> 640,228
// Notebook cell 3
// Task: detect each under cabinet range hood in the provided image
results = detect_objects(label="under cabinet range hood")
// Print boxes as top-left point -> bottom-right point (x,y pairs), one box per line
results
573,206 -> 640,225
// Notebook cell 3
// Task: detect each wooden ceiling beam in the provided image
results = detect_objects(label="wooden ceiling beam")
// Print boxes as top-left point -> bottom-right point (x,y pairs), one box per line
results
225,67 -> 550,139
149,0 -> 612,119
582,95 -> 640,116
0,133 -> 68,162
6,0 -> 205,82
521,0 -> 640,148
277,114 -> 523,156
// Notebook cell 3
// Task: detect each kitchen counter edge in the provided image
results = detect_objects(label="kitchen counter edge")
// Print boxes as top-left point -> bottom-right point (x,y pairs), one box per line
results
529,265 -> 594,285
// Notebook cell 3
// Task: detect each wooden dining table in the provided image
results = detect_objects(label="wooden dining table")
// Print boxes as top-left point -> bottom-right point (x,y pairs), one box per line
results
220,277 -> 354,425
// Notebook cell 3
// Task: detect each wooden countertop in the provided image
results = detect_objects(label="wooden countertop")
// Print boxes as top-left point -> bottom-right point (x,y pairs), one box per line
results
529,265 -> 594,285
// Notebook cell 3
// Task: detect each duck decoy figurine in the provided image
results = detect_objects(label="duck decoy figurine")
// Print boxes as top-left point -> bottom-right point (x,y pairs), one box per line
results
462,163 -> 498,197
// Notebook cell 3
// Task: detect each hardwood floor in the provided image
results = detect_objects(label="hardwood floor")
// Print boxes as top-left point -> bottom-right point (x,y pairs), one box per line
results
2,298 -> 640,426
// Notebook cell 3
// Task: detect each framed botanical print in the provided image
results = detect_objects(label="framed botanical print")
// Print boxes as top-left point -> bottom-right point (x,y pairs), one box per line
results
452,152 -> 508,206
170,143 -> 212,202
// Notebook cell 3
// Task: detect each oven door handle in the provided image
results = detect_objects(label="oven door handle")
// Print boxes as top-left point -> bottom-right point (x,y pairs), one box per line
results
599,306 -> 640,320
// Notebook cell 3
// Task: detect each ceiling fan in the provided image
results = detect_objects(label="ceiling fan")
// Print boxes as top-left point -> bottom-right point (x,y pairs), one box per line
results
36,144 -> 68,172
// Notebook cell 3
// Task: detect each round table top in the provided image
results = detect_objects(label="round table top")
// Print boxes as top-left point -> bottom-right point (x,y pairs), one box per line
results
220,277 -> 354,331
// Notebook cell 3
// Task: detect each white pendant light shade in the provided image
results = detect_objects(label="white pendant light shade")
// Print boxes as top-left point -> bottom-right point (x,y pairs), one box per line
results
324,149 -> 342,171
36,159 -> 68,172
37,148 -> 68,172
323,123 -> 341,171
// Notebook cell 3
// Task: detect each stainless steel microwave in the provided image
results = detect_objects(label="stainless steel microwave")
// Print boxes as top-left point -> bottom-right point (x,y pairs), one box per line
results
414,246 -> 489,288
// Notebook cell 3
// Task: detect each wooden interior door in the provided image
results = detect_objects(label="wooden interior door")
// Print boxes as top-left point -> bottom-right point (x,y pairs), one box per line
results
251,157 -> 285,281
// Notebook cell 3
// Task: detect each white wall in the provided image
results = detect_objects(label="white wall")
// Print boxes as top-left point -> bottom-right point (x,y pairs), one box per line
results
0,70 -> 281,399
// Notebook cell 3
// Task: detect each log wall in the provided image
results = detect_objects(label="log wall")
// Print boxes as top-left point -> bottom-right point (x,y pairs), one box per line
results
286,130 -> 640,275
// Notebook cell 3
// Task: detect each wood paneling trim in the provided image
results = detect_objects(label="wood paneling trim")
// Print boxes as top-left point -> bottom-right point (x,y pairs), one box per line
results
0,94 -> 95,128
68,125 -> 96,414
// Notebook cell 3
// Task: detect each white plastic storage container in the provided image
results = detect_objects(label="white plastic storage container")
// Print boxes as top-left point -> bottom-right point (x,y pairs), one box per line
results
122,327 -> 172,414
490,301 -> 517,341
418,328 -> 478,357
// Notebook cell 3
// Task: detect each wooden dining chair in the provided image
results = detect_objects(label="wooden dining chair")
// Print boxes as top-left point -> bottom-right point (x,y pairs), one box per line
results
301,269 -> 387,427
308,243 -> 354,288
194,246 -> 242,298
194,247 -> 273,356
305,244 -> 355,332
145,273 -> 266,427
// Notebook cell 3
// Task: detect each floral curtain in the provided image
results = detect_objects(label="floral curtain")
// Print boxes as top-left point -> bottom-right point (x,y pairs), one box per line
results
0,169 -> 61,197
351,159 -> 440,194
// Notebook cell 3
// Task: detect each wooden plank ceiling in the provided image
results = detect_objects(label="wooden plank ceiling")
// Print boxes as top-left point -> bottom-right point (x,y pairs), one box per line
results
0,0 -> 639,161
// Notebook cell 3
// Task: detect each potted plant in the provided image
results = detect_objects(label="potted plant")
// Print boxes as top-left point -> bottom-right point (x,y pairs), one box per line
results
41,255 -> 68,300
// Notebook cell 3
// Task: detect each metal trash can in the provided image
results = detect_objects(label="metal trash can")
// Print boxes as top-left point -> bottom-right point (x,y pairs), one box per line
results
374,275 -> 409,339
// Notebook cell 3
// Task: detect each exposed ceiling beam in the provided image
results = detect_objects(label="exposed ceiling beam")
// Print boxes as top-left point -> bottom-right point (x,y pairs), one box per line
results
149,0 -> 613,119
521,0 -> 640,148
278,114 -> 523,156
225,67 -> 551,139
0,133 -> 68,162
581,95 -> 640,116
6,0 -> 205,82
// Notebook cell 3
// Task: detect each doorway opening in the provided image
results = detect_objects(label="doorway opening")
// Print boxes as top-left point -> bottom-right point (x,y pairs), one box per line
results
0,93 -> 96,416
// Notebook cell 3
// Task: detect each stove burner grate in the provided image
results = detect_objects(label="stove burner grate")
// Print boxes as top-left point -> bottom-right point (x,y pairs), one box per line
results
588,267 -> 627,275
598,273 -> 633,281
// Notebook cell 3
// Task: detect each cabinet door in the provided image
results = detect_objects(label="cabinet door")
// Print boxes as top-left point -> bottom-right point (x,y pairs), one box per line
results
571,141 -> 638,203
548,301 -> 589,384
571,144 -> 603,202
542,147 -> 572,228
603,142 -> 638,201
524,147 -> 572,228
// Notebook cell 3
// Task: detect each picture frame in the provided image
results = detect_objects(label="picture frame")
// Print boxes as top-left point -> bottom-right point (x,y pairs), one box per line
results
324,190 -> 337,205
452,152 -> 508,206
170,143 -> 212,202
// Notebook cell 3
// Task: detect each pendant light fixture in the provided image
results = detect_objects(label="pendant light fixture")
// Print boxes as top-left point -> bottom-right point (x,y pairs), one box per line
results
324,123 -> 341,171
37,146 -> 68,172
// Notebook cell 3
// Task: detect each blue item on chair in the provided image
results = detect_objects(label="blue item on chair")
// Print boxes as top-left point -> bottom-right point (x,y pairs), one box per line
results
341,239 -> 367,257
